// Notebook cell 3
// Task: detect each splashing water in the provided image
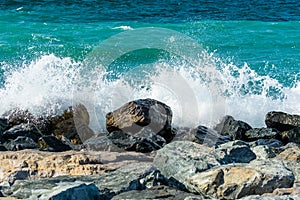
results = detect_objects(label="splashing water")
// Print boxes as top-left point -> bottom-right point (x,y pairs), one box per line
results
0,50 -> 299,133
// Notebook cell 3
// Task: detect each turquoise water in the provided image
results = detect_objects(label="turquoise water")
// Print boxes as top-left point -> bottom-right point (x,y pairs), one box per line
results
0,1 -> 299,130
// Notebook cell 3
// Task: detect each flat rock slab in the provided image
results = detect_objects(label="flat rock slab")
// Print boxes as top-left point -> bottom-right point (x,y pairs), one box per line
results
0,149 -> 153,184
3,163 -> 156,199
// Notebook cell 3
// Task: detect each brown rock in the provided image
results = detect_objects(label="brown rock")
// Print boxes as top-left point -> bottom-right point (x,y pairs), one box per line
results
106,98 -> 173,142
265,111 -> 300,132
0,149 -> 153,184
277,146 -> 300,162
187,160 -> 294,199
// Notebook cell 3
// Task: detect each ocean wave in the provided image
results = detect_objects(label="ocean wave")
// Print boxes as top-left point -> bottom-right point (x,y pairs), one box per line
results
0,53 -> 299,133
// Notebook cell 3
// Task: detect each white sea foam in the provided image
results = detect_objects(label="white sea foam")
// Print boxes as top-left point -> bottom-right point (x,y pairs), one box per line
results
112,26 -> 133,30
0,53 -> 299,133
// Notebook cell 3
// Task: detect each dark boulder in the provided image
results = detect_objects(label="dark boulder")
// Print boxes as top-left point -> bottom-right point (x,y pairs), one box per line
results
6,136 -> 38,151
173,125 -> 231,147
265,111 -> 300,132
2,123 -> 42,142
214,115 -> 252,140
0,118 -> 8,134
0,144 -> 7,151
82,134 -> 124,152
106,98 -> 173,142
214,140 -> 256,164
107,129 -> 166,153
38,135 -> 72,152
244,128 -> 280,142
4,108 -> 52,134
282,127 -> 300,144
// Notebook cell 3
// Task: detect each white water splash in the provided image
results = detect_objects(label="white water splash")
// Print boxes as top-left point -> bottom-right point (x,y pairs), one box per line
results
0,53 -> 299,133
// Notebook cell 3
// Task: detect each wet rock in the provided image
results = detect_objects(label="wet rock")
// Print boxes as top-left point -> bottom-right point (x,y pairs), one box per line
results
107,129 -> 166,153
49,104 -> 94,145
187,160 -> 294,199
173,125 -> 231,147
3,109 -> 52,134
214,115 -> 252,140
0,144 -> 7,151
0,118 -> 8,134
83,134 -> 124,152
111,185 -> 204,200
106,98 -> 173,142
244,128 -> 280,142
265,111 -> 300,132
6,136 -> 38,151
2,123 -> 42,142
0,149 -> 153,184
38,136 -> 72,152
282,127 -> 300,144
214,140 -> 256,164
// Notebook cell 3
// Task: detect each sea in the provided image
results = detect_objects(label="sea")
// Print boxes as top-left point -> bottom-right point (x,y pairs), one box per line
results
0,0 -> 299,133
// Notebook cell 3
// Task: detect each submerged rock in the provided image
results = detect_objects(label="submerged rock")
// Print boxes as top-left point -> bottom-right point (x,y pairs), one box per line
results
106,98 -> 173,143
265,111 -> 300,132
214,115 -> 252,140
187,160 -> 294,199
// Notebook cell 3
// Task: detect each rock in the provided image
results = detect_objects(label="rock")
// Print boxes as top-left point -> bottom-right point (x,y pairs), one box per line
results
153,141 -> 219,187
251,145 -> 276,159
214,115 -> 252,140
244,128 -> 280,142
282,127 -> 300,144
277,145 -> 300,162
0,118 -> 8,134
265,111 -> 300,132
239,195 -> 295,200
0,144 -> 7,151
107,129 -> 166,152
106,98 -> 173,142
2,123 -> 42,142
111,185 -> 204,200
0,149 -> 153,184
6,136 -> 38,151
249,138 -> 284,148
187,160 -> 294,199
83,134 -> 124,152
49,105 -> 94,145
38,136 -> 72,152
38,182 -> 100,200
3,163 -> 157,199
214,140 -> 256,164
173,125 -> 231,147
262,187 -> 300,197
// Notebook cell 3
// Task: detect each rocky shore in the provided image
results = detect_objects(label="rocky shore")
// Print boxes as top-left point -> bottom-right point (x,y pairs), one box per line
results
1,98 -> 300,199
